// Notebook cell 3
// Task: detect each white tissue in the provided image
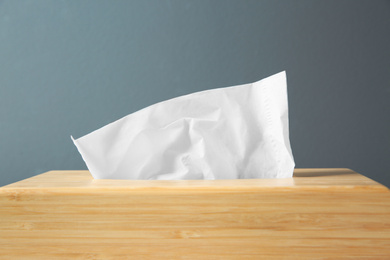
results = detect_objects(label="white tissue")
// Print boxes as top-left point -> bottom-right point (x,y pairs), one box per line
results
72,71 -> 294,180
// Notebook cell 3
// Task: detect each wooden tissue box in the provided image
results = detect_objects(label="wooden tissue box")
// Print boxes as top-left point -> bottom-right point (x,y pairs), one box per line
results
1,168 -> 389,259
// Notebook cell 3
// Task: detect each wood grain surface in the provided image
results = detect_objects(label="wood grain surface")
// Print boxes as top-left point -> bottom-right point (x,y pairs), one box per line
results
1,168 -> 389,259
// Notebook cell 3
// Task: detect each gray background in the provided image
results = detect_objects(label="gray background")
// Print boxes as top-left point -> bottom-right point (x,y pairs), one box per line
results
1,0 -> 389,187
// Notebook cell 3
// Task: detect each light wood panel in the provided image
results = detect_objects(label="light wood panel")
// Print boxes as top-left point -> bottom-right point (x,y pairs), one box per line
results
1,168 -> 389,259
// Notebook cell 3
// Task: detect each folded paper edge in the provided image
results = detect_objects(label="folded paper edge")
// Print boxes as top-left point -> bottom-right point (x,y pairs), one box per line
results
71,135 -> 100,179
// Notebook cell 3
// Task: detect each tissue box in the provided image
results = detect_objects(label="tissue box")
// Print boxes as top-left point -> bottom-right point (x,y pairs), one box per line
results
1,168 -> 389,259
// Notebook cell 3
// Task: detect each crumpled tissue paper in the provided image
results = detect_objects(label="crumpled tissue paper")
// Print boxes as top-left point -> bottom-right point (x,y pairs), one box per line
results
72,71 -> 294,180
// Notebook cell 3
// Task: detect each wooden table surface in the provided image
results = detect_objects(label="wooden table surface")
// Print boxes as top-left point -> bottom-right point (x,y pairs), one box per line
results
1,168 -> 389,259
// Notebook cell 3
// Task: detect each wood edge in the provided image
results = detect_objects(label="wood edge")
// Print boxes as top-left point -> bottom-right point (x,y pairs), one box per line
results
1,184 -> 388,194
1,169 -> 388,193
0,172 -> 53,189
